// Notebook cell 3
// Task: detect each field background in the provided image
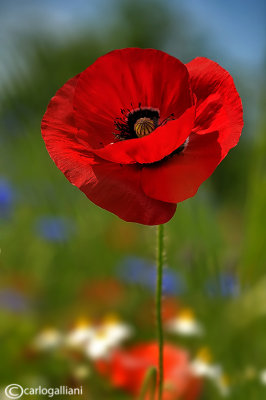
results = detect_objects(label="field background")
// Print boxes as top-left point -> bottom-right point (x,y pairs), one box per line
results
0,0 -> 266,399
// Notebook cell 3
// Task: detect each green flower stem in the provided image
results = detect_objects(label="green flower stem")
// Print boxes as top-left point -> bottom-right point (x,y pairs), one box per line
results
138,366 -> 157,400
156,224 -> 164,400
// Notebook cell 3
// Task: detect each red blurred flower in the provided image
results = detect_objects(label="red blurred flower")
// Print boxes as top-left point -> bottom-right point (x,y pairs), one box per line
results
41,48 -> 243,225
96,342 -> 202,400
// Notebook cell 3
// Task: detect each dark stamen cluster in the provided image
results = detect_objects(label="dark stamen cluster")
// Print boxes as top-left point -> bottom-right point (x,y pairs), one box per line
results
113,104 -> 189,164
114,104 -> 162,140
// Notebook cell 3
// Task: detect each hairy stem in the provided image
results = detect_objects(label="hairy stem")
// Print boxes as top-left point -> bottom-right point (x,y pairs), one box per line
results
156,224 -> 164,400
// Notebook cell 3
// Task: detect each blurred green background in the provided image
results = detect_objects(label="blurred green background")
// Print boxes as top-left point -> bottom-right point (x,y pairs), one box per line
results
0,0 -> 266,399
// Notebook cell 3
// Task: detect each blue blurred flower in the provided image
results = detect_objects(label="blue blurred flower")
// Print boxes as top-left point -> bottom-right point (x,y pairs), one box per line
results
0,288 -> 29,313
0,178 -> 14,219
206,272 -> 240,297
35,216 -> 76,242
117,257 -> 185,295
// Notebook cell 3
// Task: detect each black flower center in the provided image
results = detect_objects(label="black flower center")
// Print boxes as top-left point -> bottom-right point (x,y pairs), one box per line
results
113,105 -> 188,162
114,106 -> 160,140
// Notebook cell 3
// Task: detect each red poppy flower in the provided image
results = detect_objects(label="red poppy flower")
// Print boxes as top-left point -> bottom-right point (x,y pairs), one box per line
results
96,342 -> 202,400
41,48 -> 243,225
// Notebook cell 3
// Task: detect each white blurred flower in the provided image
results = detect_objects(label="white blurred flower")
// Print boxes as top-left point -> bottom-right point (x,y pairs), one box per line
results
191,359 -> 221,379
259,369 -> 266,385
65,318 -> 94,348
216,374 -> 230,397
166,308 -> 203,337
85,314 -> 132,360
85,329 -> 114,359
191,348 -> 221,379
101,314 -> 133,346
191,348 -> 230,397
33,328 -> 62,351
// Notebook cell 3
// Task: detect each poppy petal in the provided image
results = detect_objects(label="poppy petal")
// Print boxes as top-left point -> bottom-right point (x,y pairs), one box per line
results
73,48 -> 193,152
186,57 -> 243,157
96,342 -> 202,399
42,74 -> 79,138
79,161 -> 177,225
41,76 -> 176,225
141,132 -> 222,203
91,105 -> 195,164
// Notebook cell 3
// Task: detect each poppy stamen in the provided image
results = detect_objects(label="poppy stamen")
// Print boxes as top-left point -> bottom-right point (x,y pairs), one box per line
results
158,113 -> 175,127
114,106 -> 160,140
114,106 -> 176,141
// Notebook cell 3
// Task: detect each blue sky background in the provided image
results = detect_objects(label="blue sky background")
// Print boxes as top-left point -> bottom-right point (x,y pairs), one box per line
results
178,0 -> 266,68
0,0 -> 265,87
